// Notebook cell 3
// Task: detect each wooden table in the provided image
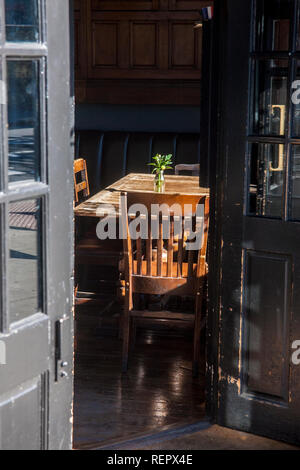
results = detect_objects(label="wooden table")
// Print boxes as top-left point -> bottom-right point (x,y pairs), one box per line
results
75,173 -> 209,218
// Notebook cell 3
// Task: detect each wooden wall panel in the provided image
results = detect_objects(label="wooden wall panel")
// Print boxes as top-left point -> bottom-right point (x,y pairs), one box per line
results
92,22 -> 119,67
92,0 -> 159,11
168,0 -> 213,11
131,22 -> 158,67
74,17 -> 80,69
74,5 -> 87,81
82,79 -> 201,105
170,21 -> 201,69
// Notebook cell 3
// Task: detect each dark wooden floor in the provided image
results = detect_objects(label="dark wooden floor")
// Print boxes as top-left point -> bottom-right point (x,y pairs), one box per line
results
73,304 -> 206,449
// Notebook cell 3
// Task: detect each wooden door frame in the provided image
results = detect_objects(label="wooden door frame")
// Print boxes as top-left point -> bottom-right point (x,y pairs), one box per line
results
205,0 -> 230,420
206,0 -> 300,427
43,0 -> 75,449
0,0 -> 74,450
205,0 -> 300,443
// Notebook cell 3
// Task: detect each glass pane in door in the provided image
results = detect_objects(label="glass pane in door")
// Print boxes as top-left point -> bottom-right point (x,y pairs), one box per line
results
7,60 -> 41,185
5,0 -> 40,43
290,145 -> 300,219
248,143 -> 285,218
296,6 -> 300,50
252,59 -> 288,136
291,63 -> 300,136
8,198 -> 43,324
254,0 -> 293,52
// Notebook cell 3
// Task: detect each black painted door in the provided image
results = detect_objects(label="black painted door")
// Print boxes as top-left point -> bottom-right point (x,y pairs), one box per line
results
0,0 -> 73,449
215,0 -> 300,444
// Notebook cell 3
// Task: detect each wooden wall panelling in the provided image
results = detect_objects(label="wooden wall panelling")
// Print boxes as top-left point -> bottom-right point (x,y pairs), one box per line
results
74,8 -> 88,78
168,0 -> 213,11
88,12 -> 202,79
158,19 -> 169,70
74,1 -> 89,101
92,21 -> 119,67
74,13 -> 80,71
169,21 -> 202,71
75,0 -> 206,104
89,17 -> 130,76
83,79 -> 201,105
91,0 -> 159,11
159,0 -> 169,11
130,22 -> 159,68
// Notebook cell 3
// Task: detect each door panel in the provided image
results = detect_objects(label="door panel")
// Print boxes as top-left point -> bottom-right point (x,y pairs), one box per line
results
0,0 -> 73,450
0,376 -> 47,450
215,0 -> 300,444
243,250 -> 291,401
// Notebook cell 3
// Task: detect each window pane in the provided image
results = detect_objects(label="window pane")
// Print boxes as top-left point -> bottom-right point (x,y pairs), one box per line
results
5,0 -> 40,42
252,59 -> 288,136
254,0 -> 293,52
248,143 -> 284,218
9,199 -> 43,324
297,6 -> 300,50
290,146 -> 300,219
7,60 -> 41,185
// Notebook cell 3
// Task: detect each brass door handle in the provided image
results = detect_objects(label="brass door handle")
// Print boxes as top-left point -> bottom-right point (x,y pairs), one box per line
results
269,105 -> 285,172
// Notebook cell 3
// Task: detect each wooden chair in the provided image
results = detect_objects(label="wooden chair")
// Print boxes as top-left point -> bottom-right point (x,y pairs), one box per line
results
74,158 -> 90,204
175,163 -> 200,176
74,159 -> 122,305
120,191 -> 210,376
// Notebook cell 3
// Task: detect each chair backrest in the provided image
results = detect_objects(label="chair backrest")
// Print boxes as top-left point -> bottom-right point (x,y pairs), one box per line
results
120,191 -> 209,296
175,163 -> 200,176
74,158 -> 90,204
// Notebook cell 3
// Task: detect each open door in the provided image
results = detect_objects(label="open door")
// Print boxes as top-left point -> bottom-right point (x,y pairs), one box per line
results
209,0 -> 300,445
0,0 -> 73,449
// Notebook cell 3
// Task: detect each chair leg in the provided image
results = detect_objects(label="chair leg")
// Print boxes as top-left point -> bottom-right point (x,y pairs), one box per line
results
122,308 -> 131,373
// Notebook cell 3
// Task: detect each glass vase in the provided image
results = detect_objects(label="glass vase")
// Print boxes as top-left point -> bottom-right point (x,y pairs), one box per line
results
154,170 -> 165,193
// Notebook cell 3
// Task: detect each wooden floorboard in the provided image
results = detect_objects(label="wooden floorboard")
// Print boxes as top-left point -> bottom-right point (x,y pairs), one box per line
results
73,307 -> 206,449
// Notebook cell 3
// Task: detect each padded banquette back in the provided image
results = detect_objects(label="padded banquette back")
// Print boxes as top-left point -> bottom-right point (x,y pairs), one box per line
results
75,131 -> 201,195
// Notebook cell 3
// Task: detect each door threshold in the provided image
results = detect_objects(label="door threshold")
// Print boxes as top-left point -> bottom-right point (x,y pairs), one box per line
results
75,420 -> 212,450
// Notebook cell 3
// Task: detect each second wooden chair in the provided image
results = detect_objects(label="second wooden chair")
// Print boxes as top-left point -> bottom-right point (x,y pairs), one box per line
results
74,158 -> 123,305
175,163 -> 200,176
